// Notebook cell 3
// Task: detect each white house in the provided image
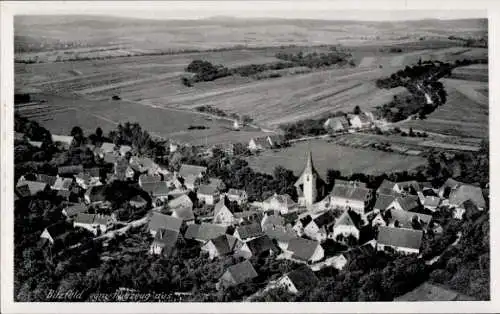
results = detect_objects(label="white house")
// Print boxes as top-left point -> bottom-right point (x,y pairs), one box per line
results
329,183 -> 372,215
376,226 -> 423,255
262,193 -> 298,214
73,213 -> 114,236
332,210 -> 361,242
226,188 -> 248,205
275,265 -> 319,294
213,198 -> 236,226
348,113 -> 372,129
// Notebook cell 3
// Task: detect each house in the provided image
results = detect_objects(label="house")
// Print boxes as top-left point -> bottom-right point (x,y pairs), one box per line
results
178,164 -> 207,190
114,158 -> 134,181
171,206 -> 195,224
168,141 -> 179,153
323,116 -> 349,133
184,223 -> 228,242
52,176 -> 74,191
448,184 -> 486,212
394,282 -> 476,301
376,179 -> 398,196
348,113 -> 372,129
58,165 -> 84,177
235,235 -> 278,259
276,265 -> 319,294
62,203 -> 88,218
383,208 -> 432,230
40,222 -> 70,246
15,179 -> 48,197
421,196 -> 441,212
84,185 -> 108,207
197,183 -> 221,205
294,151 -> 326,207
98,142 -> 116,156
262,193 -> 298,214
57,189 -> 72,201
141,181 -> 170,206
373,194 -> 397,213
74,170 -> 102,190
148,212 -> 182,236
303,211 -> 336,242
217,260 -> 258,290
438,178 -> 463,198
35,174 -> 57,187
52,134 -> 74,147
130,156 -> 159,175
233,223 -> 264,242
329,183 -> 372,215
387,195 -> 421,212
213,197 -> 236,225
168,194 -> 193,210
376,226 -> 423,255
332,210 -> 361,243
264,225 -> 298,251
286,237 -> 324,264
266,134 -> 285,148
129,195 -> 148,208
226,188 -> 248,205
261,213 -> 284,230
73,213 -> 114,235
248,137 -> 272,151
233,211 -> 264,225
119,145 -> 132,157
149,228 -> 179,257
138,174 -> 162,188
201,234 -> 239,260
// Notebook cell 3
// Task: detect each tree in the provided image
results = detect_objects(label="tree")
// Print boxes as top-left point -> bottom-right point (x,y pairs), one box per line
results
353,105 -> 361,115
70,126 -> 84,147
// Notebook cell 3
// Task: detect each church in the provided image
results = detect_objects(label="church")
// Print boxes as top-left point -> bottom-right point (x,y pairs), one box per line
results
294,151 -> 326,208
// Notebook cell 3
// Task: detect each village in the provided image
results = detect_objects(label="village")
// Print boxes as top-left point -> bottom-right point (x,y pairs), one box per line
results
14,109 -> 488,301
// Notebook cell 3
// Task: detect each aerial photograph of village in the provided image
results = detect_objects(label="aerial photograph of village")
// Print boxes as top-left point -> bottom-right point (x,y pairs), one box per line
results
12,6 -> 489,303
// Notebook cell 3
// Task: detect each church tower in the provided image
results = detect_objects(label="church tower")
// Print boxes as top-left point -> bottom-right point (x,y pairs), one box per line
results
294,151 -> 324,208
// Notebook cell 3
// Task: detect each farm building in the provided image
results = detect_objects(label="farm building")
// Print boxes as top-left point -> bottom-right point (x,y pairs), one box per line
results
285,237 -> 324,264
148,212 -> 183,237
275,265 -> 319,295
217,260 -> 258,290
226,188 -> 248,204
331,210 -> 361,243
149,228 -> 179,257
73,213 -> 114,236
184,223 -> 228,243
328,183 -> 372,215
376,226 -> 423,255
261,193 -> 298,214
201,234 -> 239,260
324,116 -> 349,132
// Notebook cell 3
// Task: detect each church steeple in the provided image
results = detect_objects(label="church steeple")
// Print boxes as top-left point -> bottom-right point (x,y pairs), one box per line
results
295,150 -> 323,208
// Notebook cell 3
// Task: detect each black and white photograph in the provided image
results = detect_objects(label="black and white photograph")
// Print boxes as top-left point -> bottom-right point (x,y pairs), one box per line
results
0,0 -> 496,312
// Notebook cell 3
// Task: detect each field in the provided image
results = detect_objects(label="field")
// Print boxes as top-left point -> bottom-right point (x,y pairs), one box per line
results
245,139 -> 427,177
400,75 -> 488,138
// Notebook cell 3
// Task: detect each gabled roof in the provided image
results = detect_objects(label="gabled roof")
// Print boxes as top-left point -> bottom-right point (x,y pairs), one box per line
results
15,184 -> 31,198
245,235 -> 277,255
214,197 -> 233,216
263,193 -> 297,208
168,194 -> 193,209
130,156 -> 156,172
391,195 -> 420,211
53,177 -> 73,190
152,228 -> 179,256
449,184 -> 485,209
184,223 -> 227,241
35,174 -> 57,186
74,213 -> 111,225
129,195 -> 147,205
261,214 -> 284,227
148,212 -> 183,233
139,174 -> 162,184
422,196 -> 441,207
119,145 -> 132,156
206,234 -> 238,255
324,116 -> 349,129
63,203 -> 88,217
250,137 -> 272,148
374,194 -> 397,210
172,206 -> 195,221
330,185 -> 371,202
267,134 -> 285,146
312,211 -> 336,228
227,188 -> 247,198
264,225 -> 298,242
224,260 -> 258,285
178,164 -> 206,178
377,179 -> 396,194
197,183 -> 219,195
285,265 -> 319,291
58,165 -> 84,176
334,210 -> 360,229
235,223 -> 263,240
395,180 -> 421,193
141,181 -> 169,197
100,142 -> 116,154
385,209 -> 432,229
16,180 -> 48,196
377,226 -> 423,250
335,179 -> 367,188
52,134 -> 74,145
395,282 -> 476,301
287,237 -> 321,261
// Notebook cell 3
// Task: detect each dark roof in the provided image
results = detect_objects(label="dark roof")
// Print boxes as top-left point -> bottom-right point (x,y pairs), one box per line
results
264,226 -> 298,242
45,221 -> 70,238
334,210 -> 361,229
395,282 -> 476,301
374,194 -> 397,210
330,185 -> 371,202
225,260 -> 258,285
152,228 -> 179,256
287,237 -> 321,261
392,195 -> 420,211
148,212 -> 183,233
214,197 -> 233,216
312,211 -> 336,228
385,209 -> 432,229
139,174 -> 162,184
85,185 -> 107,202
58,165 -> 84,176
142,181 -> 169,197
285,265 -> 319,291
395,180 -> 421,193
179,164 -> 206,178
16,180 -> 48,196
74,213 -> 111,225
16,184 -> 31,198
377,179 -> 396,192
84,167 -> 101,177
208,234 -> 237,255
377,226 -> 423,250
261,214 -> 284,227
184,223 -> 227,241
245,235 -> 277,255
235,223 -> 263,240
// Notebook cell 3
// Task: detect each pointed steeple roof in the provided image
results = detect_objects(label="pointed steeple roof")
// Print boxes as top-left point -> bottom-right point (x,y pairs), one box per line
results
295,151 -> 321,186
